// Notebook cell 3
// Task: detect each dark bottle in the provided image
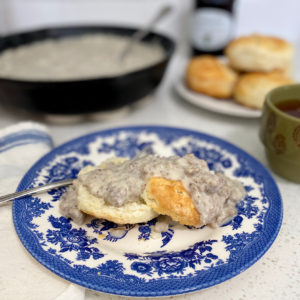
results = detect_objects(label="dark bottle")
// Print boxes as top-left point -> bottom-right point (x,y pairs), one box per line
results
191,0 -> 236,56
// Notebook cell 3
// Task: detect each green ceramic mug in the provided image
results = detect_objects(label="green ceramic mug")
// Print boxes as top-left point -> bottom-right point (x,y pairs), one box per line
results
260,84 -> 300,183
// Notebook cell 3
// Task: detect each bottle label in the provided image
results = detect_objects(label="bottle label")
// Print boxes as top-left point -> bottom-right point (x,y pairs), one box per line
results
191,8 -> 233,51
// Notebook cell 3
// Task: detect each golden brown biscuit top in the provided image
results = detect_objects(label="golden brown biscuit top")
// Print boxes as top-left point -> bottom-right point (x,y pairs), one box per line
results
226,34 -> 293,53
143,177 -> 202,227
186,55 -> 235,80
237,71 -> 294,87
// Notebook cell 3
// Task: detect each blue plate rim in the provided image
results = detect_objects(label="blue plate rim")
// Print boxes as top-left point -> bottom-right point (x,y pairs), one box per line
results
12,125 -> 283,297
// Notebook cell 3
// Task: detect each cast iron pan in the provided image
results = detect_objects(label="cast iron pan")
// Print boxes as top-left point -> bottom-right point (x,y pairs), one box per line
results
0,25 -> 175,114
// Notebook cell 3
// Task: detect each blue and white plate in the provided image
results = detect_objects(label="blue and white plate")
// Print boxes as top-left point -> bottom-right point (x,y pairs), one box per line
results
13,126 -> 282,297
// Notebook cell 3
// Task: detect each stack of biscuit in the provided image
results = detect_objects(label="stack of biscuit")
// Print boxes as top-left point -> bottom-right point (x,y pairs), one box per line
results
185,34 -> 295,109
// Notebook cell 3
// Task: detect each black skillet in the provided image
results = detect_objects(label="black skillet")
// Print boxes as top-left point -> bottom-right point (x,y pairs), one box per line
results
0,25 -> 175,114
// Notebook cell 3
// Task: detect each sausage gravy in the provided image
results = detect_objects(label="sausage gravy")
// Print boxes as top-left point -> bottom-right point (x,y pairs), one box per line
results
0,34 -> 165,80
60,153 -> 245,226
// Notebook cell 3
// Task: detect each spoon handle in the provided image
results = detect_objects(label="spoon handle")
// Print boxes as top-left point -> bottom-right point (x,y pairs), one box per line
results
132,5 -> 172,41
120,5 -> 172,61
0,178 -> 73,205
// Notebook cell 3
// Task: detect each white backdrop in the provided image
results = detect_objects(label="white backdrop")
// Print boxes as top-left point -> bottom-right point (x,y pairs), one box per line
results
0,0 -> 300,43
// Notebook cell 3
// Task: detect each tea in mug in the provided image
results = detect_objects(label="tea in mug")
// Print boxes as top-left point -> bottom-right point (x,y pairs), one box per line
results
276,99 -> 300,118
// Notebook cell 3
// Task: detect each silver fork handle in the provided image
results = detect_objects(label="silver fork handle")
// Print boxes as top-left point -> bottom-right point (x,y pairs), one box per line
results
0,178 -> 73,205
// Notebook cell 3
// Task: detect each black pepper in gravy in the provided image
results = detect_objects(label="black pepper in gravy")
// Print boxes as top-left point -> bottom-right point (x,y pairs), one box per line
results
60,153 -> 246,226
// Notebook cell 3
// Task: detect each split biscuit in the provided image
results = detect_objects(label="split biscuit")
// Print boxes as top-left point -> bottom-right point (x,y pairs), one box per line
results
76,158 -> 159,224
142,177 -> 201,227
225,34 -> 294,74
185,55 -> 238,98
233,72 -> 294,109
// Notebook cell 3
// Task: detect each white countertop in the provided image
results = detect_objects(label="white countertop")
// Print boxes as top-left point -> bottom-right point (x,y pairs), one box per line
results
0,1 -> 300,299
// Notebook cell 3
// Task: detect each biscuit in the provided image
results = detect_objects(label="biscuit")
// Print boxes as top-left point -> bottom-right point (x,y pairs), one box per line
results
185,55 -> 238,98
76,158 -> 159,224
225,34 -> 294,74
233,72 -> 294,109
142,177 -> 201,227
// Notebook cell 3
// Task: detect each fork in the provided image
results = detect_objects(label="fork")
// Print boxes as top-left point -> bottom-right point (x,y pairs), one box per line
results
0,178 -> 73,205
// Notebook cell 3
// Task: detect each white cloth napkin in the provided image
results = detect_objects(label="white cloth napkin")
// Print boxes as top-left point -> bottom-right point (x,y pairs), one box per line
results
0,122 -> 85,300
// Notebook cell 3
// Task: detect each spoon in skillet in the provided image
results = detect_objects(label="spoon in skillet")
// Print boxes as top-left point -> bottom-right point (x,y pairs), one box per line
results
119,5 -> 172,62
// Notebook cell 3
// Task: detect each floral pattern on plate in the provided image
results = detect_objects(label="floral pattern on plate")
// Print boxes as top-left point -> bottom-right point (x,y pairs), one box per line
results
13,126 -> 282,297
